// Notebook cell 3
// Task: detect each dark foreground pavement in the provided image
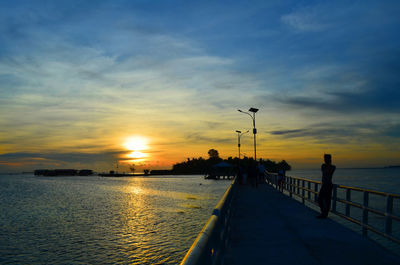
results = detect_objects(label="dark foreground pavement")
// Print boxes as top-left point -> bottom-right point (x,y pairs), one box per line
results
224,184 -> 400,265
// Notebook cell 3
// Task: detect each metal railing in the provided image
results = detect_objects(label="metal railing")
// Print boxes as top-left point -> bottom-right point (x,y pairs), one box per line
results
265,173 -> 400,245
180,179 -> 237,265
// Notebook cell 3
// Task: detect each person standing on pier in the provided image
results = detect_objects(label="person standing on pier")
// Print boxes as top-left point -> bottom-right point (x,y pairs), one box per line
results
317,154 -> 336,219
257,162 -> 266,184
277,168 -> 285,192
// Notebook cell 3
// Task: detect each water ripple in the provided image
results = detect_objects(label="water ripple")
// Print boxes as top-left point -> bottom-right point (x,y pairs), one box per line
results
0,175 -> 230,264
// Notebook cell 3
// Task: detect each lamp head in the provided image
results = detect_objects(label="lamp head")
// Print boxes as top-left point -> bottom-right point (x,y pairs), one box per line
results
249,107 -> 259,113
238,109 -> 243,113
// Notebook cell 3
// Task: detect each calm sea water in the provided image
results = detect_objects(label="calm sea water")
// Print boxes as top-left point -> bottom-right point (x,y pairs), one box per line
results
0,175 -> 230,264
1,168 -> 399,264
290,167 -> 400,194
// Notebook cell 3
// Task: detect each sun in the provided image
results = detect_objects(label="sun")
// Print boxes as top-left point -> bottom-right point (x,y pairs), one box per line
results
124,136 -> 148,151
127,151 -> 147,159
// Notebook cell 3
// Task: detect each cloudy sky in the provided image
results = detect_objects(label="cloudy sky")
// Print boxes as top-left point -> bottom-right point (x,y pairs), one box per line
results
1,0 -> 399,172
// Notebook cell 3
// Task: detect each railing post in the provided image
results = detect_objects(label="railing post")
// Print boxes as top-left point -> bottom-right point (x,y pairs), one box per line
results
385,195 -> 393,235
293,178 -> 296,195
314,183 -> 318,203
345,189 -> 351,217
283,176 -> 286,191
289,177 -> 292,198
362,191 -> 369,236
292,178 -> 295,196
301,180 -> 305,204
307,181 -> 311,201
332,184 -> 337,213
297,179 -> 300,195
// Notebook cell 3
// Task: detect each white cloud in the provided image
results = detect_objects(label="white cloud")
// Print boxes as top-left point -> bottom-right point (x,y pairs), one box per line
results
0,21 -> 267,155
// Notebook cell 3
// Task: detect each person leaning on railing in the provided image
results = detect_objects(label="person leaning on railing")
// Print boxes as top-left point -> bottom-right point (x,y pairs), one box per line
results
277,169 -> 285,192
317,154 -> 336,219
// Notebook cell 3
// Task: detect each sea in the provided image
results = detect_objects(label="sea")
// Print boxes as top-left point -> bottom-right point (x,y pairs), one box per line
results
0,174 -> 230,264
0,168 -> 399,264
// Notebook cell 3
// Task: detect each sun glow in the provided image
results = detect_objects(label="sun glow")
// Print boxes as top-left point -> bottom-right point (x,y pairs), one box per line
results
124,136 -> 148,151
127,151 -> 147,159
121,136 -> 150,164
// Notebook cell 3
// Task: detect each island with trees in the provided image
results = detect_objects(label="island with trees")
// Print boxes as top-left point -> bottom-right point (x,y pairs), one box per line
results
150,149 -> 291,176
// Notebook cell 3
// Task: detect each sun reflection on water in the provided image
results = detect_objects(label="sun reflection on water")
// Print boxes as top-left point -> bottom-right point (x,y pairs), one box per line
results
109,177 -> 229,264
131,186 -> 144,195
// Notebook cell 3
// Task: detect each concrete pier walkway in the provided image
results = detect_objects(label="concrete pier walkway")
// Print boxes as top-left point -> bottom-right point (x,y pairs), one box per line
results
224,184 -> 400,265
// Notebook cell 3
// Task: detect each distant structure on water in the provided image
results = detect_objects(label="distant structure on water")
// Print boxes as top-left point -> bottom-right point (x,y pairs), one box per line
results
204,162 -> 236,180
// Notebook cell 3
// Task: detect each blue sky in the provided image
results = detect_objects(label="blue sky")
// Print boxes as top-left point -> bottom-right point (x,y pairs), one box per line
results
1,0 -> 399,171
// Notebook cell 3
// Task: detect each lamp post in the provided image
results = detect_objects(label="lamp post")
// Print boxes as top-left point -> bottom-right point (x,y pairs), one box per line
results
238,107 -> 259,161
235,130 -> 249,159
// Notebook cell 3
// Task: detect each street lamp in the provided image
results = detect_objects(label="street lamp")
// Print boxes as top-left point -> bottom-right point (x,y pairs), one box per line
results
238,107 -> 259,161
235,130 -> 249,159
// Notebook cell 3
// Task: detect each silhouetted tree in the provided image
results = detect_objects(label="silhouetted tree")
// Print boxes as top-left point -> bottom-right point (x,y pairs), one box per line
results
277,160 -> 291,171
208,149 -> 220,159
129,164 -> 135,173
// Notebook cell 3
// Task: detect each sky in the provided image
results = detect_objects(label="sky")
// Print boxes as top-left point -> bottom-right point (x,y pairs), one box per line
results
1,0 -> 399,172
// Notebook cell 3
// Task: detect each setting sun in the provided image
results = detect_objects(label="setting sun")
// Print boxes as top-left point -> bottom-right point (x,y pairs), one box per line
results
127,151 -> 147,159
124,136 -> 148,151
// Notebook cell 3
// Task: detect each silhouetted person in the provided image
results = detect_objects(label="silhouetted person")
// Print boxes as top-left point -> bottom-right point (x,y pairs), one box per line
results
247,160 -> 257,187
237,166 -> 245,185
257,162 -> 266,184
277,168 -> 285,192
317,154 -> 336,219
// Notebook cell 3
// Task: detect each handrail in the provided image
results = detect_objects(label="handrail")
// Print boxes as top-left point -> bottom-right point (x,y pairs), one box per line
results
336,184 -> 400,198
180,179 -> 237,265
265,173 -> 400,245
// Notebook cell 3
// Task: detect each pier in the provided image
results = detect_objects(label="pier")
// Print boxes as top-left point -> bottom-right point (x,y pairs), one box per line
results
181,176 -> 400,265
